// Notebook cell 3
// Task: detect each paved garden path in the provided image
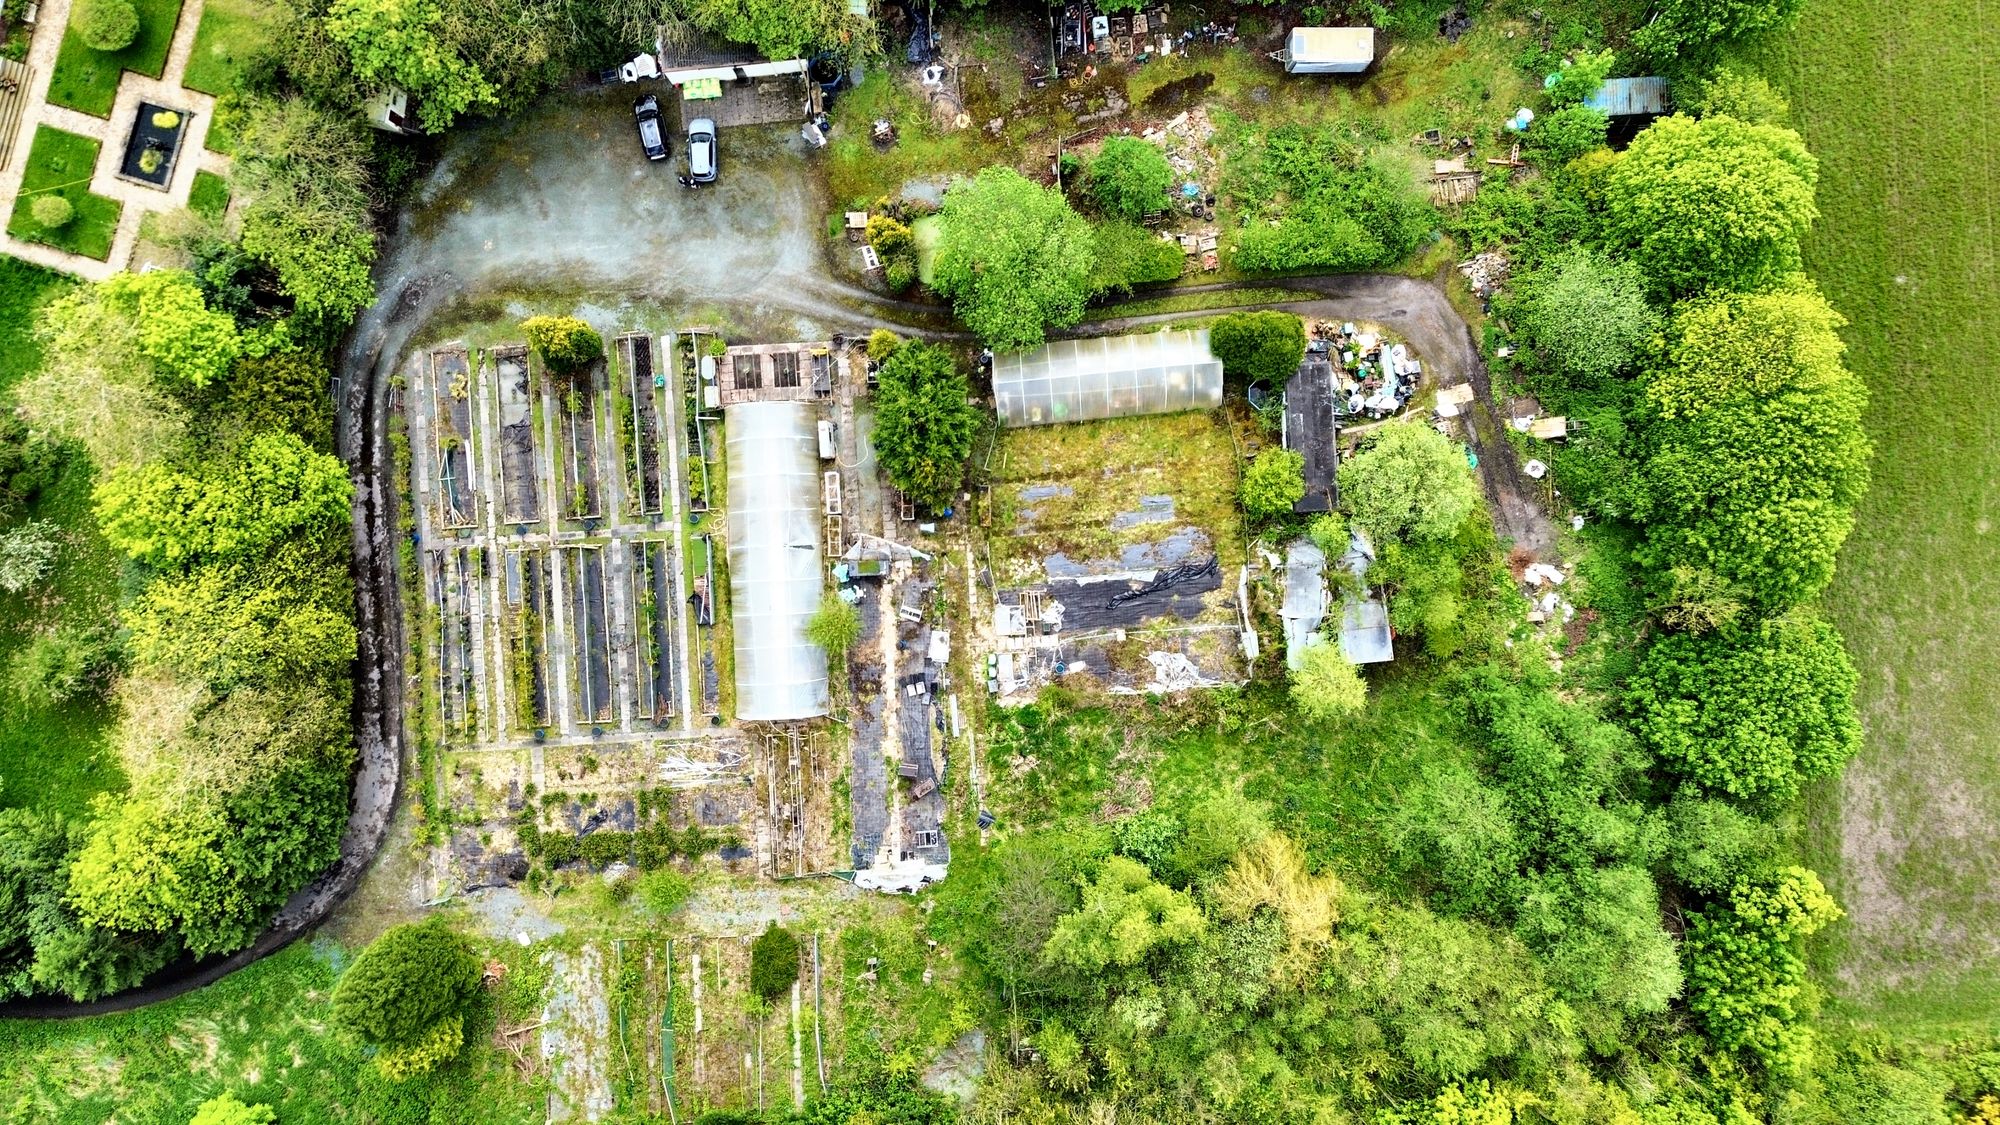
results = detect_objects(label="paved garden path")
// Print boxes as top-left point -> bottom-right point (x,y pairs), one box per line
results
0,0 -> 229,279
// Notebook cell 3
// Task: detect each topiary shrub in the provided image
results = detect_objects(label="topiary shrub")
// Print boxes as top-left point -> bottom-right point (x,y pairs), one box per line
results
521,315 -> 604,384
1210,311 -> 1307,386
188,1093 -> 276,1125
749,923 -> 800,1004
331,919 -> 482,1078
152,110 -> 181,129
77,0 -> 139,51
29,194 -> 73,230
138,146 -> 163,175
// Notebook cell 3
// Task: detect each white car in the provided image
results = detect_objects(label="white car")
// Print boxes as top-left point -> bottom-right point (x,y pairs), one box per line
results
686,118 -> 717,183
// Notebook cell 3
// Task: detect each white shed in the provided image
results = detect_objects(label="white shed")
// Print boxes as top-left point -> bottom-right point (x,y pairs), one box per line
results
1281,27 -> 1375,75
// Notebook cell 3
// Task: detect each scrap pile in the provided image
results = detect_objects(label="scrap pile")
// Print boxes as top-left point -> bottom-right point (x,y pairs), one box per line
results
1317,321 -> 1424,419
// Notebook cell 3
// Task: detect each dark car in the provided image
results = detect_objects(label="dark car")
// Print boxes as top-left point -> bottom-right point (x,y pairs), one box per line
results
686,117 -> 717,183
634,95 -> 667,161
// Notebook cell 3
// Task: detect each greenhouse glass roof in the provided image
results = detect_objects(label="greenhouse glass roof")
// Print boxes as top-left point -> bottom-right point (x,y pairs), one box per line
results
992,329 -> 1225,427
724,401 -> 830,721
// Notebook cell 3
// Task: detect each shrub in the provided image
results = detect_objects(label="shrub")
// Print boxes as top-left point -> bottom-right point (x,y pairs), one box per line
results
1523,106 -> 1609,168
375,1011 -> 466,1080
806,593 -> 862,658
1337,424 -> 1479,543
76,0 -> 139,51
0,519 -> 60,593
1306,512 -> 1348,557
1088,220 -> 1182,295
1210,311 -> 1306,385
8,622 -> 122,706
866,329 -> 902,361
189,1094 -> 276,1125
1683,67 -> 1790,125
637,869 -> 693,915
522,315 -> 603,381
1226,125 -> 1433,273
330,919 -> 482,1068
1515,247 -> 1656,389
884,258 -> 917,293
1290,643 -> 1366,722
1087,136 -> 1174,220
1545,49 -> 1615,106
749,923 -> 800,1003
1240,447 -> 1305,520
1684,867 -> 1840,1068
152,110 -> 181,129
871,341 -> 979,510
29,195 -> 73,230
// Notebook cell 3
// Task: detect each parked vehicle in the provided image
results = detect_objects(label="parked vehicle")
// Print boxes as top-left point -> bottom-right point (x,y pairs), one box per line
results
686,117 -> 717,182
634,95 -> 667,161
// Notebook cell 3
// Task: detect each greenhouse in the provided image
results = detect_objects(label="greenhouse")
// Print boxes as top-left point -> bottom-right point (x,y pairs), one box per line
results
724,401 -> 830,721
992,329 -> 1225,427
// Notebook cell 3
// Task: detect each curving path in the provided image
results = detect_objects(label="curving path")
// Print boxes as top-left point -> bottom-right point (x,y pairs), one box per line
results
3,94 -> 1543,1018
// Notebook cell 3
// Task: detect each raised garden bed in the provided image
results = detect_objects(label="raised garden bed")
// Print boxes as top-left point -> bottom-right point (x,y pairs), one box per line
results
119,101 -> 189,188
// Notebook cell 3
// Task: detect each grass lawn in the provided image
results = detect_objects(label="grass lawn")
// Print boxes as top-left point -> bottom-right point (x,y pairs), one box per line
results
189,167 -> 230,217
1747,0 -> 2000,1029
0,257 -> 71,393
5,127 -> 123,260
46,0 -> 186,116
0,937 -> 547,1125
179,0 -> 269,96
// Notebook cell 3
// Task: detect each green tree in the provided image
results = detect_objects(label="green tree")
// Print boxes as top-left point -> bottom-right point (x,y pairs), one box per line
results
325,0 -> 497,132
95,432 -> 353,569
331,919 -> 482,1067
1601,114 -> 1818,297
1210,311 -> 1306,385
0,808 -> 175,1002
749,922 -> 800,1003
1088,220 -> 1183,295
1636,0 -> 1804,60
1523,105 -> 1609,168
1516,247 -> 1656,388
1628,610 -> 1861,805
76,0 -> 138,50
870,340 -> 979,509
1087,137 -> 1174,221
1545,49 -> 1615,106
30,194 -> 74,229
521,315 -> 603,382
1684,867 -> 1840,1068
99,271 -> 242,389
126,538 -> 358,691
1633,284 -> 1869,609
1662,793 -> 1780,896
1337,424 -> 1478,543
234,98 -> 377,323
806,593 -> 861,657
1041,855 -> 1204,972
932,168 -> 1097,351
1683,67 -> 1790,125
1290,642 -> 1366,722
1240,446 -> 1305,519
189,1094 -> 277,1125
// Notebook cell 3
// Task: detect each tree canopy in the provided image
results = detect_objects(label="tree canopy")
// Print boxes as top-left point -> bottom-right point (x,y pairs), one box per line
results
1291,642 -> 1367,722
932,168 -> 1098,351
95,432 -> 353,569
1632,284 -> 1870,610
1338,424 -> 1479,544
325,0 -> 497,133
1087,137 -> 1174,221
1600,114 -> 1818,297
1629,610 -> 1862,805
869,340 -> 980,510
1516,247 -> 1657,389
234,98 -> 378,323
1210,311 -> 1307,386
331,920 -> 483,1051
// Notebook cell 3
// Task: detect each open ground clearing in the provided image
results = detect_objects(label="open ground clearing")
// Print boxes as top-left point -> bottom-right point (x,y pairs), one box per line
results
1749,0 -> 2000,1030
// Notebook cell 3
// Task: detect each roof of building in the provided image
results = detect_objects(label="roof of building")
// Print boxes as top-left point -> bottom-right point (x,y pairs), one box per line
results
992,329 -> 1225,427
724,401 -> 830,721
1584,76 -> 1669,117
1287,27 -> 1375,63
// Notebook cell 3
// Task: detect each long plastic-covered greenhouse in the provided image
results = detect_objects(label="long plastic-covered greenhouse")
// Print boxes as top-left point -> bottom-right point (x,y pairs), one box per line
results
724,401 -> 830,721
992,329 -> 1225,427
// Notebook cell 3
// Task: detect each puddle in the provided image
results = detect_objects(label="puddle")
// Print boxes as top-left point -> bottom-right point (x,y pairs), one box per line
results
898,176 -> 951,206
1109,494 -> 1175,530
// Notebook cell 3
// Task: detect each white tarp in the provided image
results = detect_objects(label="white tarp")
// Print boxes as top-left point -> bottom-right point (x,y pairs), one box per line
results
725,401 -> 830,721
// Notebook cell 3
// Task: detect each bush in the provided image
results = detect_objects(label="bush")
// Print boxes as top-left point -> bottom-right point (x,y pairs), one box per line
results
1088,220 -> 1182,295
76,0 -> 139,51
0,519 -> 60,593
749,923 -> 800,1003
375,1011 -> 467,1080
1683,67 -> 1790,125
638,869 -> 693,915
29,195 -> 74,230
1523,106 -> 1609,168
522,315 -> 603,381
884,258 -> 917,292
1226,125 -> 1433,273
1306,512 -> 1347,557
1545,49 -> 1615,106
1684,867 -> 1840,1068
1337,424 -> 1479,544
189,1094 -> 276,1125
8,621 -> 122,706
1087,136 -> 1174,221
330,919 -> 482,1064
1210,311 -> 1306,385
871,341 -> 978,509
866,329 -> 902,361
1291,642 -> 1366,722
806,593 -> 862,658
1240,447 -> 1305,520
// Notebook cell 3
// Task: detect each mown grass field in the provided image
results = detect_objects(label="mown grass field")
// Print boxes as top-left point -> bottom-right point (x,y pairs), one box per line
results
45,0 -> 185,116
5,127 -> 123,260
1749,0 -> 2000,1028
180,0 -> 270,97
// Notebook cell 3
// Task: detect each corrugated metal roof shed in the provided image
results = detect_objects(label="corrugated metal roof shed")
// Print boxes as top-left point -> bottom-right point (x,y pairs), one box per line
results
992,329 -> 1225,427
725,401 -> 830,721
1584,76 -> 1669,117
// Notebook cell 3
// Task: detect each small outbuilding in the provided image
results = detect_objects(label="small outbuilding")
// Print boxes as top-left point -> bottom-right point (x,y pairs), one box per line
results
992,329 -> 1224,427
1584,76 -> 1669,147
1279,27 -> 1375,75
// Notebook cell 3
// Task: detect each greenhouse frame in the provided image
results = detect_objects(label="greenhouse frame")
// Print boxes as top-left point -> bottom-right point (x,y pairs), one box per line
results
992,329 -> 1225,427
724,401 -> 830,721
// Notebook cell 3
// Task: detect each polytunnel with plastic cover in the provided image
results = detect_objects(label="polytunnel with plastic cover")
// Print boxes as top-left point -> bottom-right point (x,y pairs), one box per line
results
724,401 -> 830,721
991,328 -> 1226,427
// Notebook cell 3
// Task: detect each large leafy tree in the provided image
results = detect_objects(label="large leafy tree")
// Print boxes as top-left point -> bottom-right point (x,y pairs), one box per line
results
933,168 -> 1097,351
95,431 -> 353,569
332,919 -> 483,1076
1516,247 -> 1656,390
98,271 -> 242,388
1684,867 -> 1840,1069
1337,424 -> 1479,544
1632,284 -> 1870,610
1636,0 -> 1805,61
1087,137 -> 1174,221
1628,610 -> 1861,805
1601,114 -> 1818,297
126,538 -> 358,691
870,340 -> 979,510
325,0 -> 497,132
234,98 -> 377,323
1041,855 -> 1205,972
1210,311 -> 1306,385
